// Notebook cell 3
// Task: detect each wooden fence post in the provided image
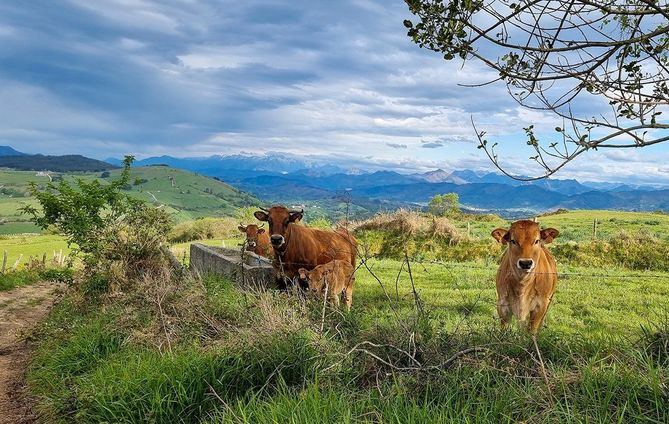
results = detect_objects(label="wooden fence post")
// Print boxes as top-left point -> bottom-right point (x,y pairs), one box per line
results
12,254 -> 23,271
593,219 -> 598,239
1,250 -> 6,274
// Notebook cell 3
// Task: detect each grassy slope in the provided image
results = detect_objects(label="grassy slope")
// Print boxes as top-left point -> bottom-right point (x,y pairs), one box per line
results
451,209 -> 669,242
0,167 -> 260,234
4,209 -> 669,267
0,235 -> 70,266
28,264 -> 668,422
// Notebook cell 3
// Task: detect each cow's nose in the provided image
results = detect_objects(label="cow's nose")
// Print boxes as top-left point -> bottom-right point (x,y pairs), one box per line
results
270,235 -> 284,246
518,259 -> 534,270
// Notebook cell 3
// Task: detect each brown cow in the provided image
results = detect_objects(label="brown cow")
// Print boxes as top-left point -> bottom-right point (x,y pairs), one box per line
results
253,206 -> 357,284
298,260 -> 356,310
491,220 -> 559,335
238,224 -> 273,258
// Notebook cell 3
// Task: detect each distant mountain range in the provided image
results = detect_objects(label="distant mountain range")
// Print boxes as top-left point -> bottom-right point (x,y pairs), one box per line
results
4,147 -> 669,217
0,146 -> 117,172
104,151 -> 669,217
0,146 -> 26,156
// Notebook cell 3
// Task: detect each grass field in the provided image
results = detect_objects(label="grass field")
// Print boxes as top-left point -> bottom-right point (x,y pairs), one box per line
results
27,253 -> 669,422
17,209 -> 668,422
0,235 -> 71,266
450,209 -> 669,242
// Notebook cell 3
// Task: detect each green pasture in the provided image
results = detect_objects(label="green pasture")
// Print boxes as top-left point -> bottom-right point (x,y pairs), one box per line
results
0,167 -> 260,234
0,234 -> 71,266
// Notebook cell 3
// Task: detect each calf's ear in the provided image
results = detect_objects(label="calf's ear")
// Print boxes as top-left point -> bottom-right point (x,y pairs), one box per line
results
491,228 -> 509,244
254,211 -> 269,221
238,225 -> 246,233
540,228 -> 559,244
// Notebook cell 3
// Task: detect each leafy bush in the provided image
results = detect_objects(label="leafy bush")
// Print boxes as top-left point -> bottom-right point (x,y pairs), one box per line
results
428,193 -> 460,217
22,156 -> 172,280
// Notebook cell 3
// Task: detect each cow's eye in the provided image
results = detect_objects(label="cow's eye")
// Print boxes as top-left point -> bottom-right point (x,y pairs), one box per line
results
510,240 -> 517,245
534,240 -> 540,244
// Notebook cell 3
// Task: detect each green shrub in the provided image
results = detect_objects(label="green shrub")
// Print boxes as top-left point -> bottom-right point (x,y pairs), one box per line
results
22,156 -> 172,281
0,269 -> 41,291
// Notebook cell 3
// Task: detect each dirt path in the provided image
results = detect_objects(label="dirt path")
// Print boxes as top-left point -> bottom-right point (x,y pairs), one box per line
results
0,282 -> 62,423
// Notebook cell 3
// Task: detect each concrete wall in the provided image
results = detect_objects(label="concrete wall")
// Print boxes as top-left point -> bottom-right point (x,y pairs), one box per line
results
189,243 -> 275,289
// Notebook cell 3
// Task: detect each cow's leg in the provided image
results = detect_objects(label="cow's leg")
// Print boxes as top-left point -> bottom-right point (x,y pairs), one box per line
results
344,280 -> 354,311
528,301 -> 550,335
497,301 -> 512,329
332,289 -> 341,308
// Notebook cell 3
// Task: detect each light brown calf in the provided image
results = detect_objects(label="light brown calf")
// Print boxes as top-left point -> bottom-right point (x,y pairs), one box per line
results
238,224 -> 273,258
491,220 -> 559,335
298,260 -> 356,310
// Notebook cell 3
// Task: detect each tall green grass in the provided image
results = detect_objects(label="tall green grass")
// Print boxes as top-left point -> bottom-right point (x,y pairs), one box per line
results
27,268 -> 668,423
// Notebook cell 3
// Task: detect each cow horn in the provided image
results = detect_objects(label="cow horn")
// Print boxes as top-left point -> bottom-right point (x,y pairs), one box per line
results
289,209 -> 304,214
259,206 -> 269,212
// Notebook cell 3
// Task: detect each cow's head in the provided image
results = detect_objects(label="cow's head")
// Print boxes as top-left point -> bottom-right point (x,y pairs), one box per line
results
297,267 -> 328,294
491,220 -> 559,273
254,206 -> 303,248
238,224 -> 265,251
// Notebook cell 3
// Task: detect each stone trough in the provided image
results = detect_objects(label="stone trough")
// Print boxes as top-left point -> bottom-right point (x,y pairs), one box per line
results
189,243 -> 275,288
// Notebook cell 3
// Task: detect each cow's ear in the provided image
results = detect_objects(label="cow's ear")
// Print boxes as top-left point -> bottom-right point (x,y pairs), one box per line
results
491,228 -> 509,244
254,211 -> 269,221
540,228 -> 559,244
289,211 -> 303,223
257,228 -> 265,234
238,225 -> 246,233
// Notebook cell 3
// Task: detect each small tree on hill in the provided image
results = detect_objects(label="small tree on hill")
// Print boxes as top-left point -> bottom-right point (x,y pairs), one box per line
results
428,193 -> 460,217
22,156 -> 172,279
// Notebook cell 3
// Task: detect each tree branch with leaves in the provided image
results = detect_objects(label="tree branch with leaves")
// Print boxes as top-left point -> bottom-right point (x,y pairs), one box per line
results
404,0 -> 669,179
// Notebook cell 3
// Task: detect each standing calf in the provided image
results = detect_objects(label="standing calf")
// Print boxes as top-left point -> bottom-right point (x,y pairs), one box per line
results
298,260 -> 356,310
491,220 -> 559,335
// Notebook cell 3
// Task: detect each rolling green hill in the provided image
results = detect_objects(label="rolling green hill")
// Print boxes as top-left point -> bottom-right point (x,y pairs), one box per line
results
0,154 -> 117,172
0,166 -> 260,234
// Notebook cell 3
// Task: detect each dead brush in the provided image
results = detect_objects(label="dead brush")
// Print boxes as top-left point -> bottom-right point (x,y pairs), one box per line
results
168,217 -> 240,243
108,265 -> 209,353
353,210 -> 464,245
352,209 -> 422,236
427,217 -> 463,244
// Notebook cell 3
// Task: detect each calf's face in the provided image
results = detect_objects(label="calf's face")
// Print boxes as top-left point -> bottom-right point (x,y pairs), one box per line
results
238,224 -> 265,251
491,220 -> 559,273
254,206 -> 303,248
298,267 -> 328,293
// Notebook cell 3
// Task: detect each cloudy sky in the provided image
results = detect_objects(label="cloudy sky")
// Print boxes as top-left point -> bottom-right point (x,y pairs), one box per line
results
1,0 -> 668,183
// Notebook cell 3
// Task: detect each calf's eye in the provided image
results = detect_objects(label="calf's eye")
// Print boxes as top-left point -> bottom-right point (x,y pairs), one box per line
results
535,240 -> 540,244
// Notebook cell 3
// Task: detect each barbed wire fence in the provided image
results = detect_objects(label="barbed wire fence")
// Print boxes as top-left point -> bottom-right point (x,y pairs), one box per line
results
227,199 -> 669,401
